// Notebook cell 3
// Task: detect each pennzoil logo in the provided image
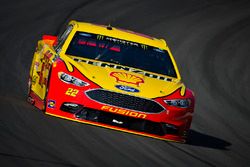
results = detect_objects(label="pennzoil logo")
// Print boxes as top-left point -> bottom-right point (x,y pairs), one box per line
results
73,58 -> 173,82
101,106 -> 147,119
110,72 -> 144,86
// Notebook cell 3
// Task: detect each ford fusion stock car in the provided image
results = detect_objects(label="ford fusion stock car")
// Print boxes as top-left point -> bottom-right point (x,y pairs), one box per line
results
27,20 -> 195,142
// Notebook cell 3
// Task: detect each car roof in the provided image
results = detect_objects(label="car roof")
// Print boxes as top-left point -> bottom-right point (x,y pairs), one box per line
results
69,20 -> 169,50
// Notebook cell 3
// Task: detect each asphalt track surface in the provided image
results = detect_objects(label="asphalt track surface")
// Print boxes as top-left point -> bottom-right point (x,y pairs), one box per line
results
1,0 -> 250,166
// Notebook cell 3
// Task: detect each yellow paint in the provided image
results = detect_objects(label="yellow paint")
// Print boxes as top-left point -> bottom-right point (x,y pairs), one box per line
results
65,88 -> 79,97
64,60 -> 74,72
29,41 -> 57,100
30,20 -> 186,102
61,20 -> 181,80
29,21 -> 188,142
180,84 -> 186,96
58,21 -> 184,98
59,56 -> 184,98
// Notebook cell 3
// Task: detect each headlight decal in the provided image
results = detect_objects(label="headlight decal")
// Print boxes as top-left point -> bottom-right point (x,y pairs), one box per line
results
163,99 -> 191,108
58,72 -> 89,87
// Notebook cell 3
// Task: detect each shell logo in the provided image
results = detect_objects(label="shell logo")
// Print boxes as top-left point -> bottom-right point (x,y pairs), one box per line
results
110,72 -> 144,86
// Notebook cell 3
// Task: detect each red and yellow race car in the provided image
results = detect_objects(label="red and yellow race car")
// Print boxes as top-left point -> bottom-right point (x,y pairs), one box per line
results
27,20 -> 195,143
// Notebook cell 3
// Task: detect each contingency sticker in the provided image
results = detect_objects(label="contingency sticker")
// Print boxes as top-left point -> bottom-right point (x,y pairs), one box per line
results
47,100 -> 56,108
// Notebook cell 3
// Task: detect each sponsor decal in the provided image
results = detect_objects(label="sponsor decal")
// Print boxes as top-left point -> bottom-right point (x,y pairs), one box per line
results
110,72 -> 144,86
112,119 -> 123,125
115,85 -> 139,93
48,100 -> 56,108
77,39 -> 121,52
100,106 -> 147,119
97,35 -> 104,40
105,37 -> 139,47
37,52 -> 51,87
73,58 -> 172,82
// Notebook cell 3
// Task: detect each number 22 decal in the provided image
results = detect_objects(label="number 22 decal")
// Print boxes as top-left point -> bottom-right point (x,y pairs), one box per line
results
65,88 -> 79,97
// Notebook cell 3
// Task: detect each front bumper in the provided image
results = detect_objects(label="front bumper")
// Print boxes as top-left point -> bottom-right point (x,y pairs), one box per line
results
46,102 -> 187,143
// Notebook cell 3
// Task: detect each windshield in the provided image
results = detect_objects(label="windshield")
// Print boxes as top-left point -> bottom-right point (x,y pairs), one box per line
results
66,31 -> 177,77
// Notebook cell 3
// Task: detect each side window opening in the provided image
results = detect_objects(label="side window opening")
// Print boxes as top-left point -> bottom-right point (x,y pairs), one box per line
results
54,25 -> 73,53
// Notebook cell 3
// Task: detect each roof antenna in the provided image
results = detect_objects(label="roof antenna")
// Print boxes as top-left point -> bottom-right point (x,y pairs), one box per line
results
107,24 -> 113,30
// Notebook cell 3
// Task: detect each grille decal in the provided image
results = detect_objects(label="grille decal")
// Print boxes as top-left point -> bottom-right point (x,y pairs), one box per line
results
85,89 -> 165,113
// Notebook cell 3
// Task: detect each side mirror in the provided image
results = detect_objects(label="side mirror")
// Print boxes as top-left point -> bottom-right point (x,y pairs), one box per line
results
42,35 -> 58,46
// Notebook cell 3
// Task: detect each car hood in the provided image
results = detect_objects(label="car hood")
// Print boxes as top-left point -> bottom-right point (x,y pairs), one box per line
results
61,55 -> 185,98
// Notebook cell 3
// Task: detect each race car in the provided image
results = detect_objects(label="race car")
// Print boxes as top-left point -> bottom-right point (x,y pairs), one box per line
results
27,20 -> 195,143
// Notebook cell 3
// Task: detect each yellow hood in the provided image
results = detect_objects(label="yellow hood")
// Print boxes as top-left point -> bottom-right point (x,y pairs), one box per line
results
61,55 -> 185,98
